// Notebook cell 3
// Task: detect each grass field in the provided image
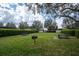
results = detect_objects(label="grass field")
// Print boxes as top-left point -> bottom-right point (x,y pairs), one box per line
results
0,32 -> 79,56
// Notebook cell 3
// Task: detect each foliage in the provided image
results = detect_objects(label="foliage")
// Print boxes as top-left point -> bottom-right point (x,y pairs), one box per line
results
0,22 -> 3,28
47,24 -> 57,32
62,18 -> 76,29
75,30 -> 79,38
44,19 -> 58,32
61,29 -> 75,36
19,22 -> 28,29
0,29 -> 38,37
32,3 -> 79,27
44,19 -> 52,28
32,20 -> 43,31
61,29 -> 79,38
40,3 -> 79,22
6,22 -> 16,29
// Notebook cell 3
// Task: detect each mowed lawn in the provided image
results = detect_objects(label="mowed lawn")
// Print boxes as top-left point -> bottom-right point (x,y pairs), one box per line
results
0,32 -> 79,56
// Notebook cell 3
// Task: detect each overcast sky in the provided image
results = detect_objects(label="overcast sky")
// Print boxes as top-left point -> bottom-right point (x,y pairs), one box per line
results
0,3 -> 63,28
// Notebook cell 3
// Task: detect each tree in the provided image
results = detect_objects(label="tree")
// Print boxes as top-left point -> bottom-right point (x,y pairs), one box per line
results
33,3 -> 79,21
44,19 -> 52,28
24,3 -> 79,20
32,20 -> 43,31
47,24 -> 58,32
19,22 -> 28,29
24,3 -> 79,29
58,4 -> 79,22
44,19 -> 58,32
6,22 -> 16,29
62,18 -> 75,29
0,22 -> 3,28
40,3 -> 79,29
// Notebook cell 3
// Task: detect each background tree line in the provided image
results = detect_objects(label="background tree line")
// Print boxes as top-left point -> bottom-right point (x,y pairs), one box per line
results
0,19 -> 58,32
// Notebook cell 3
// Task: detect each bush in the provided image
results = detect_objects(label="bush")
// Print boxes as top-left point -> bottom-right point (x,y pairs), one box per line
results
61,29 -> 75,36
61,29 -> 79,39
0,29 -> 38,37
58,33 -> 69,39
75,30 -> 79,38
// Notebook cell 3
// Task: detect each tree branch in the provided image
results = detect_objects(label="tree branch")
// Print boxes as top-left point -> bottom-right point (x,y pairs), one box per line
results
59,15 -> 78,22
61,8 -> 79,12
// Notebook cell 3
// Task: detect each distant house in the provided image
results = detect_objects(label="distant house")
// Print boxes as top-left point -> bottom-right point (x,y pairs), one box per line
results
43,28 -> 48,32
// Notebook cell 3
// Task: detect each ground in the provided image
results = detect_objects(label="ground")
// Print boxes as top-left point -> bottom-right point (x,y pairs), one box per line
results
0,32 -> 79,56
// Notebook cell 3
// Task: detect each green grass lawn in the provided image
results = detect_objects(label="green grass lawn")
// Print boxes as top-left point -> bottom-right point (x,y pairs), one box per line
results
0,32 -> 79,56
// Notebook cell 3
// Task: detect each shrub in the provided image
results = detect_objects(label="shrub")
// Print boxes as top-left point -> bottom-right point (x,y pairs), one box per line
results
75,30 -> 79,38
0,29 -> 38,37
61,29 -> 75,36
58,33 -> 69,39
61,29 -> 79,38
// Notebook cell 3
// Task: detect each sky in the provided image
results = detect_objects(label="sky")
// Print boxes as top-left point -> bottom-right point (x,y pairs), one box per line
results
0,3 -> 63,28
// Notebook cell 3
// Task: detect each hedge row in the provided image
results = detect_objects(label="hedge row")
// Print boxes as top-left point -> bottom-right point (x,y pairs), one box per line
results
61,29 -> 75,36
61,29 -> 79,38
0,29 -> 38,37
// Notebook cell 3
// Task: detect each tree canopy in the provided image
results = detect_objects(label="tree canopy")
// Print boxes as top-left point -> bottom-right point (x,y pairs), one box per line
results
31,3 -> 79,22
32,20 -> 43,31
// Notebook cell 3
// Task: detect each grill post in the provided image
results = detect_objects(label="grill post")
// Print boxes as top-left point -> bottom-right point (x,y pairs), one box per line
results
32,35 -> 38,45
